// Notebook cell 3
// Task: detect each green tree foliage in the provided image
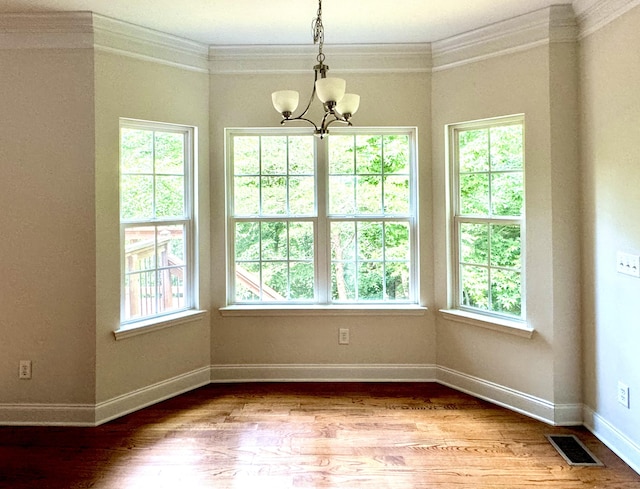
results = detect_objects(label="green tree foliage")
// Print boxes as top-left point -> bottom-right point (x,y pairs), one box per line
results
457,124 -> 524,317
329,134 -> 411,301
232,133 -> 413,303
120,128 -> 185,220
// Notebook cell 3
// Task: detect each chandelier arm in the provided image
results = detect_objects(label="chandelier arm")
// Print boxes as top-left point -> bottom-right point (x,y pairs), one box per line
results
293,68 -> 321,121
324,117 -> 352,130
280,116 -> 319,132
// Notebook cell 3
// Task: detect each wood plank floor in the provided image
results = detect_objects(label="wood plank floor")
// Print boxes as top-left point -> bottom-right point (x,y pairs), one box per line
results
0,383 -> 638,488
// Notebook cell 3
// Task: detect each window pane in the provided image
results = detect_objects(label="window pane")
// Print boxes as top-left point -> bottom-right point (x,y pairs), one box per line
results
386,262 -> 410,300
235,262 -> 260,301
290,262 -> 314,300
329,176 -> 355,215
358,262 -> 383,300
155,175 -> 184,218
491,172 -> 523,216
158,266 -> 185,314
124,270 -> 157,321
155,132 -> 184,174
356,135 -> 382,174
261,222 -> 288,260
383,175 -> 410,214
383,135 -> 409,174
261,176 -> 287,215
289,222 -> 314,260
261,261 -> 288,301
460,265 -> 489,310
121,175 -> 153,220
289,176 -> 315,215
329,135 -> 355,174
385,222 -> 410,260
235,222 -> 260,260
460,173 -> 489,215
289,136 -> 314,175
261,136 -> 287,175
158,225 -> 185,262
490,224 -> 521,268
460,223 -> 488,265
124,226 -> 156,273
234,136 -> 260,175
234,176 -> 259,216
358,222 -> 383,260
490,269 -> 521,316
490,125 -> 523,171
331,222 -> 356,261
121,128 -> 152,173
332,262 -> 355,301
357,175 -> 382,214
459,129 -> 489,173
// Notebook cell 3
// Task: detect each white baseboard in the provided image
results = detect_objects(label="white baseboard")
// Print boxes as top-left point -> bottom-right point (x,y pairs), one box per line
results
0,403 -> 96,426
209,363 -> 437,383
94,366 -> 211,425
583,405 -> 640,475
436,366 -> 583,426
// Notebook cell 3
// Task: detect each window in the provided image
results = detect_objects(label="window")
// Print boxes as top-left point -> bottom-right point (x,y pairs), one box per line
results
449,115 -> 525,320
227,128 -> 417,305
120,120 -> 195,323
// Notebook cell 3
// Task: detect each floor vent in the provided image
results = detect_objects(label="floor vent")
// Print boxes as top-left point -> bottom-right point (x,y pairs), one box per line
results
546,434 -> 604,466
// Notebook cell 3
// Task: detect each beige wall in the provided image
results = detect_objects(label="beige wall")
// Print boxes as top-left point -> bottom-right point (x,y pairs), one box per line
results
209,72 -> 436,369
94,52 -> 211,403
432,43 -> 581,407
2,5 -> 639,469
0,48 -> 96,405
580,4 -> 640,450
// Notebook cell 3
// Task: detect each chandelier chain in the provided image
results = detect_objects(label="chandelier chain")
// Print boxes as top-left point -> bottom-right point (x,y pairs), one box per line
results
312,0 -> 325,64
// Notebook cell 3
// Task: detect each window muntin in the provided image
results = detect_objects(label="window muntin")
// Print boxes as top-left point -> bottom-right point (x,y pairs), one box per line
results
227,129 -> 417,305
451,116 -> 525,320
120,121 -> 194,323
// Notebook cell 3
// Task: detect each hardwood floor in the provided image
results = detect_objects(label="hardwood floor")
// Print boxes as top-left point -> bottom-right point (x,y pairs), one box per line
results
0,383 -> 638,488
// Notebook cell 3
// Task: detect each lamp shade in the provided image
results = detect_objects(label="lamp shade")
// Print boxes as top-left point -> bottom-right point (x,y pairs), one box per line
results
272,90 -> 299,114
315,77 -> 346,104
335,93 -> 360,116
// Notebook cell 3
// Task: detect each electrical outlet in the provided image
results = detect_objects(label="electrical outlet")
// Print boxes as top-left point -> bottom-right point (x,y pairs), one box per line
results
339,328 -> 349,345
618,381 -> 630,409
19,360 -> 32,380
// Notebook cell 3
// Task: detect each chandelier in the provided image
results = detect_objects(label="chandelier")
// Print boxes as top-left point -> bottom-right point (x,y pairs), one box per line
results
271,0 -> 360,138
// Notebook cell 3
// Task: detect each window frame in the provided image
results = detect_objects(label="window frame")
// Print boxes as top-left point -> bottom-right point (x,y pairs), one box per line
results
225,127 -> 420,307
119,118 -> 197,327
447,114 -> 526,323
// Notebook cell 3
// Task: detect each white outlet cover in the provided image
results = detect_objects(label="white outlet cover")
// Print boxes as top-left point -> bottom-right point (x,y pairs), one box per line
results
616,252 -> 640,277
618,381 -> 630,408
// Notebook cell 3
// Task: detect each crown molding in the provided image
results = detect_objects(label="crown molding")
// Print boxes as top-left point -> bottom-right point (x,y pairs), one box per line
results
432,5 -> 577,72
0,11 -> 93,49
92,14 -> 209,73
208,43 -> 432,75
573,0 -> 640,39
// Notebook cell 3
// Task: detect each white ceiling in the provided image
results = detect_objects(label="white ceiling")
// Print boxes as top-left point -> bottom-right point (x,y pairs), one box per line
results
1,0 -> 584,45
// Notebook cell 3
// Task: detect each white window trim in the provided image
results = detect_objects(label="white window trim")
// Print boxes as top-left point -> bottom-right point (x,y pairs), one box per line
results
225,126 -> 421,309
114,309 -> 208,340
119,118 -> 199,330
446,114 -> 528,330
439,308 -> 533,338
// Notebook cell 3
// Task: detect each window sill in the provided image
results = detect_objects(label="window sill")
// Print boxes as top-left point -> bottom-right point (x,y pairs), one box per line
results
113,309 -> 208,341
439,309 -> 534,338
219,304 -> 428,317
